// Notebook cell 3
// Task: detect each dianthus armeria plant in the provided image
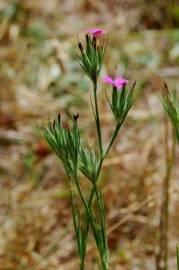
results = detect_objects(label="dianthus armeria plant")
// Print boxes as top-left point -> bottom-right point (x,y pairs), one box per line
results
157,83 -> 179,270
42,28 -> 136,270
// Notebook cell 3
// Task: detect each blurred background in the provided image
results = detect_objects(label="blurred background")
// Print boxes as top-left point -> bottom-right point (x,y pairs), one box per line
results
0,0 -> 179,269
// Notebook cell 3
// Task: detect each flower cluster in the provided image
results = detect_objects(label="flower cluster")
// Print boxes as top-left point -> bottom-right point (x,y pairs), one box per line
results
78,28 -> 107,83
43,114 -> 80,177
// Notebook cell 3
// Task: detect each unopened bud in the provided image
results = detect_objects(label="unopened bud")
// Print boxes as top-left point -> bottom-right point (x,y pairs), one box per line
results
164,82 -> 169,96
62,122 -> 70,130
57,113 -> 61,123
112,84 -> 118,91
53,120 -> 56,128
78,42 -> 83,53
73,113 -> 79,121
85,34 -> 89,44
93,36 -> 97,49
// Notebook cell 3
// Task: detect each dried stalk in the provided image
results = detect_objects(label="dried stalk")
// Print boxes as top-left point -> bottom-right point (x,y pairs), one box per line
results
156,116 -> 176,270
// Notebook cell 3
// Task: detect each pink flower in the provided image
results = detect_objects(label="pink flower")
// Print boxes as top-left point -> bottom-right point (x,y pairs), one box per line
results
103,75 -> 129,89
87,28 -> 106,37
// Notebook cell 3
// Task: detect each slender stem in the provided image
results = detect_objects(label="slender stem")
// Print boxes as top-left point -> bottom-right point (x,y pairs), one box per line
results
93,79 -> 103,156
75,173 -> 110,269
90,81 -> 125,205
80,121 -> 122,269
80,85 -> 127,268
163,129 -> 176,269
68,177 -> 85,270
103,121 -> 121,159
83,120 -> 124,236
94,183 -> 109,269
177,245 -> 179,270
74,174 -> 98,239
70,186 -> 80,246
156,117 -> 176,270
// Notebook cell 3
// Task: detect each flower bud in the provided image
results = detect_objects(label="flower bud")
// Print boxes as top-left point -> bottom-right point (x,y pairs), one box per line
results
73,113 -> 79,121
53,120 -> 56,128
57,113 -> 61,124
78,42 -> 83,53
62,122 -> 70,130
93,36 -> 97,50
164,82 -> 169,96
85,34 -> 89,44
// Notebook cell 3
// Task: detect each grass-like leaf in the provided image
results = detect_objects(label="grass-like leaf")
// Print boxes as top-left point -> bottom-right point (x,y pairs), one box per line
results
79,144 -> 99,182
161,83 -> 179,142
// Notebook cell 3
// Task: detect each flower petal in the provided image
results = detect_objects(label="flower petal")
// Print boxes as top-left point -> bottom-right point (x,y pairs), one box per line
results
114,77 -> 129,85
87,28 -> 106,37
102,75 -> 114,85
113,82 -> 123,89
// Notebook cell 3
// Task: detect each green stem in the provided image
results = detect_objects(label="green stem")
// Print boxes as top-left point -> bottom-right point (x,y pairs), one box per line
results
80,87 -> 127,267
81,120 -> 124,256
90,81 -> 125,207
74,174 -> 101,244
93,79 -> 103,156
68,178 -> 84,269
74,173 -> 109,269
80,259 -> 84,270
94,183 -> 108,269
104,122 -> 121,158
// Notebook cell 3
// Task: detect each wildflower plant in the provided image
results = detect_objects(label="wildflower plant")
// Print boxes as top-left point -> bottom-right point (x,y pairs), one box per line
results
42,28 -> 135,270
161,83 -> 179,142
157,83 -> 178,270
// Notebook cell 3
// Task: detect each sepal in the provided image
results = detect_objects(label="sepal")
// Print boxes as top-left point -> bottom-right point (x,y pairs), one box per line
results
79,144 -> 99,182
78,34 -> 107,83
106,81 -> 136,124
42,114 -> 80,177
161,83 -> 179,142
